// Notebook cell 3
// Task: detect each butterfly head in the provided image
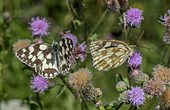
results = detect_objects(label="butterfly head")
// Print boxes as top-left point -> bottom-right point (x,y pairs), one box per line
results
52,40 -> 59,52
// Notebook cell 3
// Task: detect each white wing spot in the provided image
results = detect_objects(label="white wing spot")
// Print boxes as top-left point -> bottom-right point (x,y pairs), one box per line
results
37,51 -> 42,56
117,44 -> 125,48
22,48 -> 26,52
28,54 -> 33,59
115,51 -> 125,56
29,46 -> 34,54
21,54 -> 25,57
38,53 -> 44,60
32,56 -> 36,62
50,74 -> 53,77
45,73 -> 48,77
39,45 -> 47,50
47,54 -> 52,59
104,42 -> 111,47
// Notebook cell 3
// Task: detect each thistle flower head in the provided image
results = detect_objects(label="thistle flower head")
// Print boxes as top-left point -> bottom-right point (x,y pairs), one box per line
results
128,51 -> 142,68
13,39 -> 31,52
159,10 -> 170,30
119,90 -> 130,104
116,81 -> 127,92
153,64 -> 170,85
129,87 -> 145,109
131,69 -> 149,84
30,74 -> 48,93
69,68 -> 92,91
69,68 -> 98,101
144,79 -> 166,97
104,0 -> 121,13
63,33 -> 77,47
47,79 -> 56,89
125,7 -> 144,27
162,87 -> 170,108
75,42 -> 87,62
29,17 -> 51,37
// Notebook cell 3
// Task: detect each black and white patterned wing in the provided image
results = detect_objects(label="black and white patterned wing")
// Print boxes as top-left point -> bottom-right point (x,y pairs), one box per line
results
35,51 -> 60,78
58,38 -> 75,75
15,43 -> 51,68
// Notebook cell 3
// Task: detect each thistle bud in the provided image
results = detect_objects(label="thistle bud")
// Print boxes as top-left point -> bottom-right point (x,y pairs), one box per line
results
3,12 -> 11,20
163,29 -> 170,45
119,0 -> 129,11
115,81 -> 127,92
104,0 -> 121,14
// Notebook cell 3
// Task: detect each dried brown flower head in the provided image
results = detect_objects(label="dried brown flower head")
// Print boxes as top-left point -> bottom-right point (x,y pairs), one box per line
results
153,64 -> 170,85
144,79 -> 166,97
161,87 -> 170,109
13,39 -> 31,52
69,68 -> 92,91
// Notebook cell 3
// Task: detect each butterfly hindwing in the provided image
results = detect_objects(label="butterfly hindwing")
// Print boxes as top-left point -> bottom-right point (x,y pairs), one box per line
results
58,38 -> 75,73
90,39 -> 134,71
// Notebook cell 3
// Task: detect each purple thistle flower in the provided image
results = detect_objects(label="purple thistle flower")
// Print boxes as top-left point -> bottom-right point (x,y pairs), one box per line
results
125,7 -> 144,27
75,42 -> 87,62
159,10 -> 170,30
129,87 -> 145,109
128,51 -> 142,68
63,34 -> 78,47
29,16 -> 51,37
30,74 -> 48,93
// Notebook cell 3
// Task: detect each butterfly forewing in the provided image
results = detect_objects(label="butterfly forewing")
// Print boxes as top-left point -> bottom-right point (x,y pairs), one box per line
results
16,43 -> 51,68
90,40 -> 134,71
15,38 -> 74,79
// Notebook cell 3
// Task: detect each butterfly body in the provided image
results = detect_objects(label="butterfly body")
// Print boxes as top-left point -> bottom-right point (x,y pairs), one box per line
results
16,38 -> 74,79
90,39 -> 135,71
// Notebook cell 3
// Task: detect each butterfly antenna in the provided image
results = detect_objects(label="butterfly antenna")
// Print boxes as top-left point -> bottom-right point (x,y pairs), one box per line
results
136,31 -> 144,44
54,33 -> 59,41
137,46 -> 154,52
44,38 -> 53,42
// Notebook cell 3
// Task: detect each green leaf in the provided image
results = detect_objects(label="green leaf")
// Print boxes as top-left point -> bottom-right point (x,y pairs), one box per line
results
73,19 -> 82,26
123,77 -> 130,89
89,33 -> 100,41
56,86 -> 66,98
116,74 -> 124,83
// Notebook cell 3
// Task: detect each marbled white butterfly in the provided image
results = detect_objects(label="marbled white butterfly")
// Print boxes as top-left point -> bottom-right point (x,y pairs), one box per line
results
15,38 -> 74,78
90,39 -> 135,71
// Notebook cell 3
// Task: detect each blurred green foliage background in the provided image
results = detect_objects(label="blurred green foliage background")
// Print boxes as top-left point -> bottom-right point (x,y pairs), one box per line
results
0,0 -> 170,110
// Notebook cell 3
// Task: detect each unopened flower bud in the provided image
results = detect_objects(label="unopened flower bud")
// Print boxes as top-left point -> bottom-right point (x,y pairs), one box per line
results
104,0 -> 121,14
163,29 -> 170,45
3,12 -> 10,20
119,0 -> 129,11
116,81 -> 127,92
47,79 -> 56,89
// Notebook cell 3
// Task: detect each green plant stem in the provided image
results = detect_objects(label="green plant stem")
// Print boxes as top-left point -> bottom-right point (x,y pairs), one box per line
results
78,0 -> 88,43
90,9 -> 108,35
79,92 -> 89,110
160,45 -> 168,64
144,97 -> 157,110
116,102 -> 123,110
36,93 -> 43,110
104,99 -> 119,108
59,77 -> 78,99
66,0 -> 78,31
127,27 -> 132,41
121,12 -> 127,42
0,30 -> 5,101
167,55 -> 170,67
